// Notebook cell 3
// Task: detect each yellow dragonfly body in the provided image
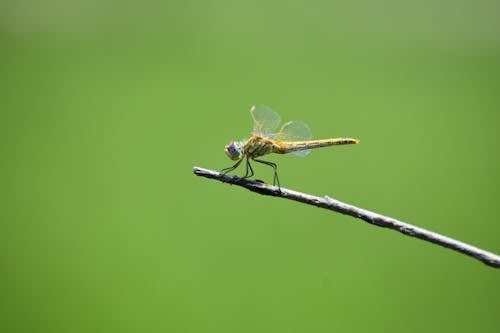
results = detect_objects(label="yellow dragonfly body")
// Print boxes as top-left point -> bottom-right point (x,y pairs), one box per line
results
222,105 -> 359,186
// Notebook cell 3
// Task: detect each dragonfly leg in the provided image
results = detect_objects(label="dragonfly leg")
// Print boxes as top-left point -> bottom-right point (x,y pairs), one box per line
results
253,158 -> 280,188
221,158 -> 244,175
242,156 -> 254,179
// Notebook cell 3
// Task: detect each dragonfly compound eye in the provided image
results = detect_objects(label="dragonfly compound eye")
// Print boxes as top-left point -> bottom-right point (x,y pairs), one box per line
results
224,141 -> 242,160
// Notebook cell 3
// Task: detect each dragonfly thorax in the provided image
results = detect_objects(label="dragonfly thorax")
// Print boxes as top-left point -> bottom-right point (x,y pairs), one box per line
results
224,141 -> 244,160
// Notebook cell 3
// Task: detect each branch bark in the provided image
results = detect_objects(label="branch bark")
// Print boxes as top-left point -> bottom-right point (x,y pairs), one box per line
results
193,166 -> 500,268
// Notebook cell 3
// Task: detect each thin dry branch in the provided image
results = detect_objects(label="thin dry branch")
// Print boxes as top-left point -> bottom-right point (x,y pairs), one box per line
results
193,166 -> 500,268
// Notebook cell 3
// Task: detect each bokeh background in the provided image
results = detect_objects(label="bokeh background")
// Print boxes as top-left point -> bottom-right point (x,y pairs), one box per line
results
1,1 -> 499,332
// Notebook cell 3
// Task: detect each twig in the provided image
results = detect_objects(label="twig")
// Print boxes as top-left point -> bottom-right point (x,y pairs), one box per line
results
193,166 -> 500,268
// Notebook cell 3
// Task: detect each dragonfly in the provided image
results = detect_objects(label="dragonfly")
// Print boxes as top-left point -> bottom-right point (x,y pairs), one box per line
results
221,105 -> 359,187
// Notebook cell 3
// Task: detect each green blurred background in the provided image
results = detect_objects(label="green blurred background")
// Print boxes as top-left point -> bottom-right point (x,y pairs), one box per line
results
1,1 -> 499,332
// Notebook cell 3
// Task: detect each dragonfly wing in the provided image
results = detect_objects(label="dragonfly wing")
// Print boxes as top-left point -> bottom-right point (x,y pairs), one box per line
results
250,105 -> 281,136
292,149 -> 311,157
278,121 -> 313,157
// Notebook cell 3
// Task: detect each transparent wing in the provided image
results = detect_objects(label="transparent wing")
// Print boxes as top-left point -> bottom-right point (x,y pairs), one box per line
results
250,105 -> 281,136
278,121 -> 312,141
277,121 -> 313,157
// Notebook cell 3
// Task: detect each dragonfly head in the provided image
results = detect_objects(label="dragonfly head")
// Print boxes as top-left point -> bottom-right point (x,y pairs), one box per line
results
224,141 -> 243,160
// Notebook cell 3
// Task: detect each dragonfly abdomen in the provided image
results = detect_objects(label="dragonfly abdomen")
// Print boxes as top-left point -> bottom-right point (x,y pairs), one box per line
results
276,138 -> 359,153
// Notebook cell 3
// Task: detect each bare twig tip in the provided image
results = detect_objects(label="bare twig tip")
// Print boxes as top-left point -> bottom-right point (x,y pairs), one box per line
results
193,166 -> 500,268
